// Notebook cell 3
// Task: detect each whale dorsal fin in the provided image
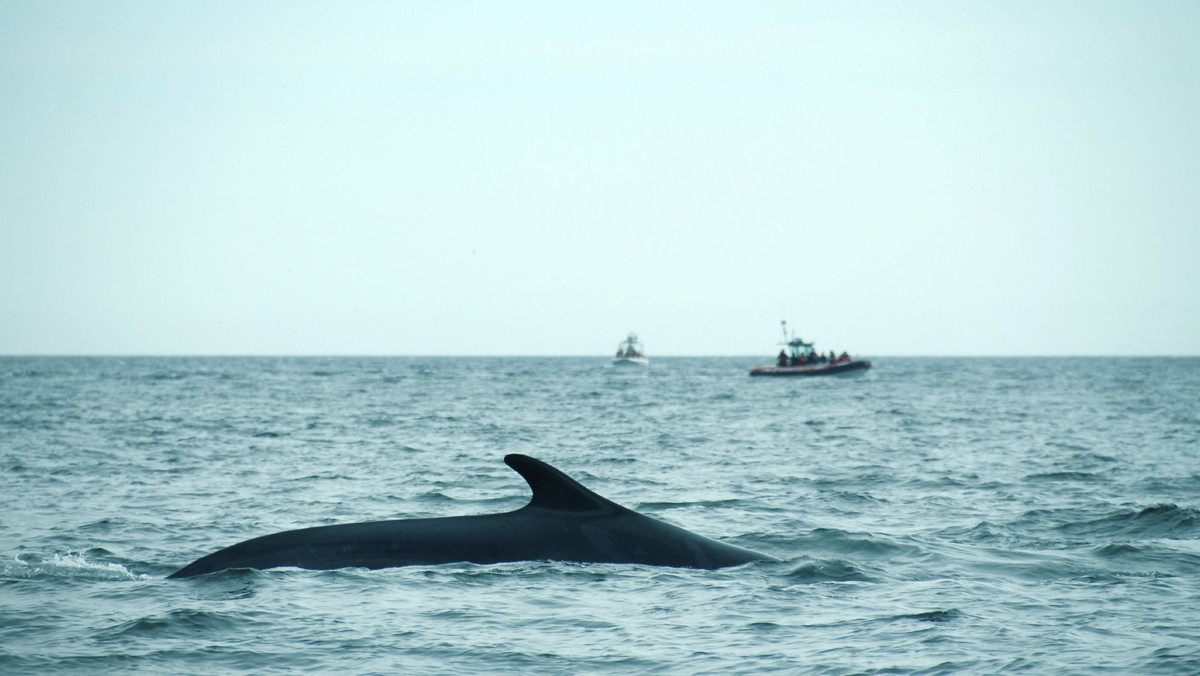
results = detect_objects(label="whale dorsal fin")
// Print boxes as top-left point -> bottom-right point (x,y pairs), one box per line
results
505,454 -> 620,513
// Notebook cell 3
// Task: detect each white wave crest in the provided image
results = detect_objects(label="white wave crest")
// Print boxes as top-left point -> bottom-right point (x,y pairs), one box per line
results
4,552 -> 150,581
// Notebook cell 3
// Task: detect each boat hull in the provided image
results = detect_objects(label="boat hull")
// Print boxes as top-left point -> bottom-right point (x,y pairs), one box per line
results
749,360 -> 871,377
613,357 -> 649,366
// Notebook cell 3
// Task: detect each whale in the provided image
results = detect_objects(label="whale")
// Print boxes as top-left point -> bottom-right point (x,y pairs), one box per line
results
168,454 -> 774,578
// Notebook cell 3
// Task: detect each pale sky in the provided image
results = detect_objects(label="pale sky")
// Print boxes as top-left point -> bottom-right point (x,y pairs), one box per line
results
2,2 -> 1197,356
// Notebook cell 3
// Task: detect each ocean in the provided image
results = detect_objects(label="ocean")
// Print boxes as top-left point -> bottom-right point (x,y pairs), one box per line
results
2,356 -> 1198,674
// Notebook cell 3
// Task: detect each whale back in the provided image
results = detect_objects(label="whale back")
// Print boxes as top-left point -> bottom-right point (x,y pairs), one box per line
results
167,454 -> 774,577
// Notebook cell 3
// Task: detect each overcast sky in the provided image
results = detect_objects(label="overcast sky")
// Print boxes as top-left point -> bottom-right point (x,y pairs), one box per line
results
2,2 -> 1197,356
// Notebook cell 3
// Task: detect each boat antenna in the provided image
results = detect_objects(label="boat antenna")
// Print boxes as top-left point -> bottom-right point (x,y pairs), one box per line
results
780,320 -> 789,344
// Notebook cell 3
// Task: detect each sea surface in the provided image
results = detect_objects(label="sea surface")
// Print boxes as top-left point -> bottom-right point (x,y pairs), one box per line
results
2,356 -> 1199,675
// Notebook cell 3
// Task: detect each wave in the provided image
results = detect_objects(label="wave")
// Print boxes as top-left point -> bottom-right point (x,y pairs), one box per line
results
798,528 -> 926,560
1023,471 -> 1104,482
95,608 -> 247,639
1089,541 -> 1200,573
1093,542 -> 1143,557
932,521 -> 1012,544
2,550 -> 148,581
783,559 -> 879,583
887,608 -> 962,623
637,498 -> 745,510
284,472 -> 357,483
1057,504 -> 1200,540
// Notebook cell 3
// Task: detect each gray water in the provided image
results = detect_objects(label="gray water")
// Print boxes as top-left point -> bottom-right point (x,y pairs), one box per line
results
2,356 -> 1199,674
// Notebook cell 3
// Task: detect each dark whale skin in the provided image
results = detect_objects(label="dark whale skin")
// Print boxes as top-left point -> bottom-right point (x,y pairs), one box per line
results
168,454 -> 773,578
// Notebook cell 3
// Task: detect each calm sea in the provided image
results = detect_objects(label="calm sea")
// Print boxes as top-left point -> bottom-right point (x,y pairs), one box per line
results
2,356 -> 1198,674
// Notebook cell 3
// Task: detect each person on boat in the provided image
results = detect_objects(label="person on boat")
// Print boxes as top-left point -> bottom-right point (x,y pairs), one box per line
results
777,350 -> 788,367
838,351 -> 849,363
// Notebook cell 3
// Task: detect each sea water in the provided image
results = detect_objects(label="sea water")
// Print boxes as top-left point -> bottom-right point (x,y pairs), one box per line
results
1,356 -> 1198,674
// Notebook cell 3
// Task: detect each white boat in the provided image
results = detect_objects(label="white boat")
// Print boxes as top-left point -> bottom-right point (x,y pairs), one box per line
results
613,333 -> 649,366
